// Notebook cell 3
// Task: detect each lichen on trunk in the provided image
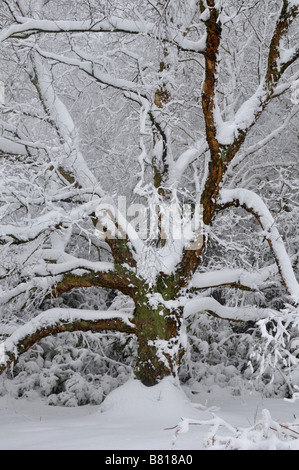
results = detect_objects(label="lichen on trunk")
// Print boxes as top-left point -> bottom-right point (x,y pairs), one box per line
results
133,285 -> 184,386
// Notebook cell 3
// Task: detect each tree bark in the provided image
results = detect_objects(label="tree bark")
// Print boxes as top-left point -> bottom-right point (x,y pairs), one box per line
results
0,312 -> 136,375
133,301 -> 184,386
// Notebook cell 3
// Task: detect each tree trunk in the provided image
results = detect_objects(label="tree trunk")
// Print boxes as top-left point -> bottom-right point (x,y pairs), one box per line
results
133,301 -> 184,386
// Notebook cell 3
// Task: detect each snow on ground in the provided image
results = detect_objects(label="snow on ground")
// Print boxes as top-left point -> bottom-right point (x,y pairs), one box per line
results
0,378 -> 299,450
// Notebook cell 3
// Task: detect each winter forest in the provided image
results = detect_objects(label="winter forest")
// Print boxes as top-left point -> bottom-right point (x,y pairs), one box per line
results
0,0 -> 298,451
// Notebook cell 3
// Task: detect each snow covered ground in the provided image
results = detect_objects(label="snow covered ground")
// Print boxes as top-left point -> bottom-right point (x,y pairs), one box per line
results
0,377 -> 299,450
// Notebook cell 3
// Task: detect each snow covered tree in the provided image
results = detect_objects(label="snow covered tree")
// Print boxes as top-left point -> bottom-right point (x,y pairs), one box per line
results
0,0 -> 298,389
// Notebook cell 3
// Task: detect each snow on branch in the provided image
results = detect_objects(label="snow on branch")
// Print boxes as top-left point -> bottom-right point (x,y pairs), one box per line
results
0,210 -> 66,245
0,136 -> 28,156
0,17 -> 206,53
224,109 -> 298,178
0,17 -> 152,43
34,250 -> 114,277
33,46 -> 149,104
214,85 -> 267,146
0,262 -> 126,307
0,278 -> 50,306
278,44 -> 299,71
190,265 -> 277,291
183,296 -> 274,322
170,409 -> 299,450
215,3 -> 298,148
273,69 -> 299,97
266,1 -> 299,87
0,197 -> 101,245
0,307 -> 136,374
31,52 -> 100,190
173,140 -> 208,183
219,188 -> 299,303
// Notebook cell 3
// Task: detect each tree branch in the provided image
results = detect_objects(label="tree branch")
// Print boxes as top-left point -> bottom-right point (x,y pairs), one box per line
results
176,1 -> 299,284
184,296 -> 274,322
219,188 -> 299,302
174,2 -> 222,282
190,265 -> 277,291
0,16 -> 207,53
0,308 -> 136,375
266,1 -> 299,90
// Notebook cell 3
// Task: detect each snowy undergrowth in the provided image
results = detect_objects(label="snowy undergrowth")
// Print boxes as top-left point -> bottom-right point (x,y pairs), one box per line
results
0,330 -> 136,407
1,293 -> 299,408
172,408 -> 299,450
0,326 -> 295,408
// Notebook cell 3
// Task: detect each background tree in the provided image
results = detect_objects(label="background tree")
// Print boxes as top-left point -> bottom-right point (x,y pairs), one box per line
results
0,0 -> 298,393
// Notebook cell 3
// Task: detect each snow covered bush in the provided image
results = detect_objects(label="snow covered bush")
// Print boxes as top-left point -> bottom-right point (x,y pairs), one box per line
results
0,327 -> 136,406
0,290 -> 137,405
172,409 -> 299,450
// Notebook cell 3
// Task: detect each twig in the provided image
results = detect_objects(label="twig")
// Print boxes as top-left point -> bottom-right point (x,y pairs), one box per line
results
279,424 -> 299,437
